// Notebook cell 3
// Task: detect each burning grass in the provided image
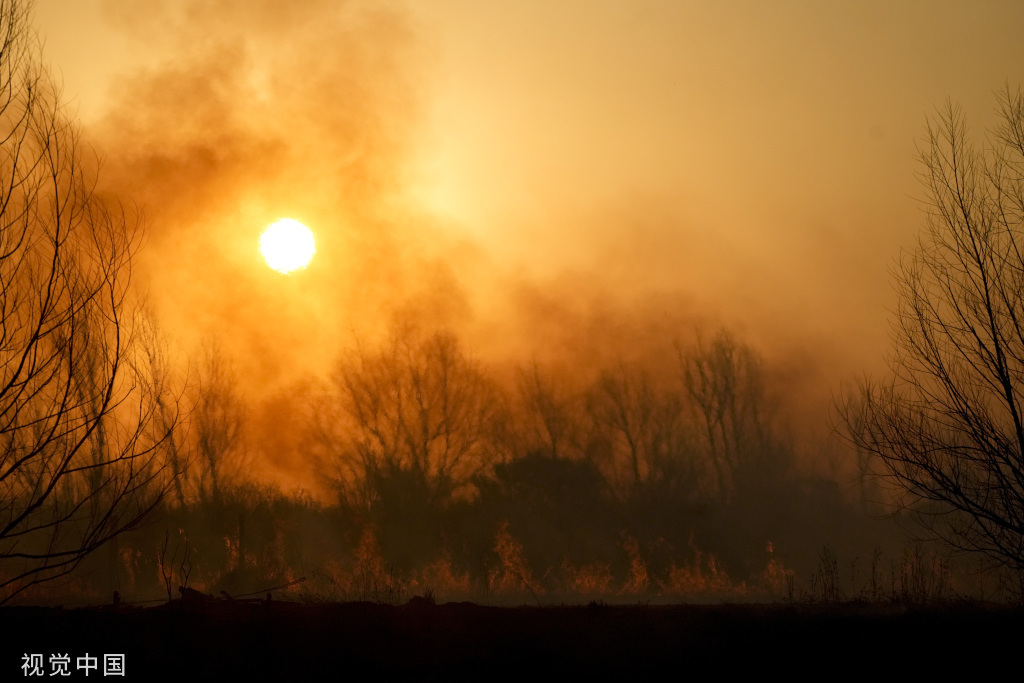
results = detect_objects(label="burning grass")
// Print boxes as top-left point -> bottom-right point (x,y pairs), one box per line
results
292,524 -> 804,605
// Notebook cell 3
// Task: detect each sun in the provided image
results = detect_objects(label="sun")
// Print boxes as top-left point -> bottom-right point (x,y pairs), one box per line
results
259,218 -> 315,273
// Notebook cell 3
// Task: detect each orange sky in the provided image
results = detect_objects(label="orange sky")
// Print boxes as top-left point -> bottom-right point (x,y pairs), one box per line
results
32,0 -> 1024,490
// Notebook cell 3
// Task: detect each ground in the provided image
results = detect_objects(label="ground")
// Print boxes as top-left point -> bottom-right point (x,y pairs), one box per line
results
3,599 -> 1018,678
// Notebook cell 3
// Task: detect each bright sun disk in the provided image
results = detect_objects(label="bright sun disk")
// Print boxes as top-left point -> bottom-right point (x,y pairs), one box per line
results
260,218 -> 315,273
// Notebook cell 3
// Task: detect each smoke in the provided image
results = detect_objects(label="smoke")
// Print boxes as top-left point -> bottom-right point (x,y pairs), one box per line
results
76,0 -> 862,495
90,1 -> 438,378
27,0 -> 1024,607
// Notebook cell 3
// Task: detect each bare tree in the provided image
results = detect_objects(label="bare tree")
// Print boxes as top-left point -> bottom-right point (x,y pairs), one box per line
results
839,87 -> 1024,570
193,340 -> 244,507
680,330 -> 778,499
326,325 -> 501,508
135,313 -> 189,507
586,362 -> 693,498
0,0 -> 172,601
515,361 -> 584,462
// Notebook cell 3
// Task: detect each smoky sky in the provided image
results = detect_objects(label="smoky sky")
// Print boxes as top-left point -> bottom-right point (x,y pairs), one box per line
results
33,0 -> 1024,492
87,2 -> 441,375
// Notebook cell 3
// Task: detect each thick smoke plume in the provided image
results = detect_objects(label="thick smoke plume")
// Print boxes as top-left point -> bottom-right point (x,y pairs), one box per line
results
80,0 -> 848,497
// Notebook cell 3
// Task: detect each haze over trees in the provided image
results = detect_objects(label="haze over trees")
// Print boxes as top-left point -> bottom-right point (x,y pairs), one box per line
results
5,0 -> 1022,608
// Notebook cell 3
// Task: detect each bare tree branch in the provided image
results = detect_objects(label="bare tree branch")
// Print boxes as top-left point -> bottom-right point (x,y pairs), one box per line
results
0,0 -> 175,601
838,87 -> 1024,570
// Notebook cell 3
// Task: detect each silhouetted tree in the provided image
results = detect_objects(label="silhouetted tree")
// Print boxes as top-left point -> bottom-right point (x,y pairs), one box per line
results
680,330 -> 784,500
840,88 -> 1024,570
515,361 -> 585,462
326,325 -> 502,510
0,0 -> 173,601
136,313 -> 190,506
193,340 -> 244,507
586,363 -> 697,500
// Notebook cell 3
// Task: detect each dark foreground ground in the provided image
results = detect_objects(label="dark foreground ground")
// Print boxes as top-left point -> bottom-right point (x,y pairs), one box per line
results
3,598 -> 1021,679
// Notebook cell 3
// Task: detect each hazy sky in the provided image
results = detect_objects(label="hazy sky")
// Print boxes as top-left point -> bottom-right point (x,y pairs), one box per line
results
31,1 -> 1024,487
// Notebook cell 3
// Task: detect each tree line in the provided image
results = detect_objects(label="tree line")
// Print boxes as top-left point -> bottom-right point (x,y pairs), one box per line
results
63,323 -> 859,603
